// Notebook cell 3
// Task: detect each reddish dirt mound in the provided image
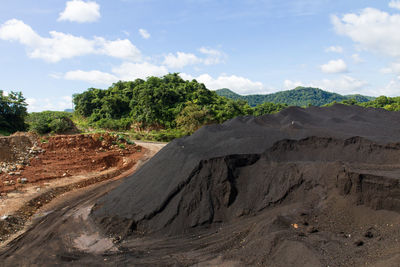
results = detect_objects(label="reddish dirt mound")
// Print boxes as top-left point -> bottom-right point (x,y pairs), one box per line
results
0,133 -> 145,242
0,133 -> 141,193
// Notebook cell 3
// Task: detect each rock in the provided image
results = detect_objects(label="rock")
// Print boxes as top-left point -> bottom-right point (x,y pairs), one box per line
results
355,240 -> 364,246
364,227 -> 377,239
365,231 -> 374,238
16,164 -> 24,170
307,226 -> 319,233
20,178 -> 28,184
3,181 -> 10,186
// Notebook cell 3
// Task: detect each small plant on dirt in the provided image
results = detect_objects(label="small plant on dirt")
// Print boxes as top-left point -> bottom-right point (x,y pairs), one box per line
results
116,134 -> 125,142
126,139 -> 135,145
40,138 -> 48,143
118,143 -> 126,149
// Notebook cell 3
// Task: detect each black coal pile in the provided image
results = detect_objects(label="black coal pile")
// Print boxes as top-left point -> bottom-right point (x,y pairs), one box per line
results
89,104 -> 400,266
91,105 -> 400,237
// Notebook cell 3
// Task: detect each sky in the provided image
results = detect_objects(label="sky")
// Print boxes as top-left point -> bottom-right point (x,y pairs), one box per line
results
1,0 -> 400,112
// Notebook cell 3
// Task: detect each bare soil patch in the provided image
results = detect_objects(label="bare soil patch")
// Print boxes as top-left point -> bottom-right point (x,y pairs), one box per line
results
0,133 -> 145,242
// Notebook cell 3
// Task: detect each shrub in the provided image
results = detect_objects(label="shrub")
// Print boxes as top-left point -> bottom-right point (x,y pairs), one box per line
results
94,117 -> 133,130
148,129 -> 187,142
27,111 -> 76,134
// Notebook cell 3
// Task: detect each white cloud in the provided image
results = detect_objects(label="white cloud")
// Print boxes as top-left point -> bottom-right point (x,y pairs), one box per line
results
112,62 -> 168,80
181,73 -> 266,95
283,75 -> 367,95
351,53 -> 364,63
389,1 -> 400,10
139,28 -> 150,39
63,62 -> 169,85
380,67 -> 393,74
65,70 -> 118,85
380,62 -> 400,74
163,47 -> 225,69
94,37 -> 141,61
198,47 -> 225,65
320,59 -> 348,73
381,77 -> 400,96
332,7 -> 400,57
163,52 -> 201,68
26,96 -> 74,112
325,46 -> 343,53
315,76 -> 367,95
0,19 -> 141,62
283,80 -> 304,90
58,0 -> 100,23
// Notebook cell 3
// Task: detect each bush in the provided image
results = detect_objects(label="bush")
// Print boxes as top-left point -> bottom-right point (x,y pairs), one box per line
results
94,117 -> 133,131
0,129 -> 11,136
27,111 -> 76,134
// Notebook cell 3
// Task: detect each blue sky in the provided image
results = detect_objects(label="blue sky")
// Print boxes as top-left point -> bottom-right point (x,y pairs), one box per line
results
1,0 -> 400,111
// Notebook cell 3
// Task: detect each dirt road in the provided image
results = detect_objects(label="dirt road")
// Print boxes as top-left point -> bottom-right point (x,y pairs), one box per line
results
133,140 -> 166,158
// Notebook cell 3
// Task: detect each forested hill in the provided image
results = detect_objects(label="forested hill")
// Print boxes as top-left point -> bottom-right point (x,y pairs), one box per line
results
215,87 -> 375,107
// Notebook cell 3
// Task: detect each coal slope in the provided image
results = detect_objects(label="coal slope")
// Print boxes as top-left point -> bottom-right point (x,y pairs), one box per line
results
91,104 -> 400,264
91,104 -> 400,231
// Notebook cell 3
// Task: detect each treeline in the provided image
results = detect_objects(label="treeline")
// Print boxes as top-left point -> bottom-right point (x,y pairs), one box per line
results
72,73 -> 287,134
0,90 -> 28,135
216,87 -> 374,107
325,95 -> 400,111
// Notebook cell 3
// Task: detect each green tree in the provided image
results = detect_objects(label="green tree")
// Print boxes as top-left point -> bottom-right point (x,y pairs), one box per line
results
27,111 -> 75,134
73,73 -> 260,132
0,90 -> 28,133
176,102 -> 214,133
253,102 -> 288,116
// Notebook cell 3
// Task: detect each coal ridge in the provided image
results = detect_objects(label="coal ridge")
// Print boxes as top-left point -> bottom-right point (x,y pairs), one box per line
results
91,105 -> 400,239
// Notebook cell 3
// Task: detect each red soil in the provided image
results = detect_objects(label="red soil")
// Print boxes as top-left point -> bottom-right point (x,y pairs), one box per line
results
0,133 -> 142,194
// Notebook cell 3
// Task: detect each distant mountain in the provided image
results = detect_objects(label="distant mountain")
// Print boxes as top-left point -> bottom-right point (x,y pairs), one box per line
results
64,109 -> 74,113
215,87 -> 375,107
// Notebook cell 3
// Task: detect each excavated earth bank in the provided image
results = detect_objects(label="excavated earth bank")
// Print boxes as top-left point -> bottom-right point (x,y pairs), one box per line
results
1,104 -> 400,266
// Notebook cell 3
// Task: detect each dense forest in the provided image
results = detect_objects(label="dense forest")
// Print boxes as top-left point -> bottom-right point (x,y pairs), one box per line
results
216,87 -> 375,107
72,73 -> 286,135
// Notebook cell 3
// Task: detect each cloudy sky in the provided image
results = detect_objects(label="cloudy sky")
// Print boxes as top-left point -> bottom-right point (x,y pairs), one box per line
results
1,0 -> 400,111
